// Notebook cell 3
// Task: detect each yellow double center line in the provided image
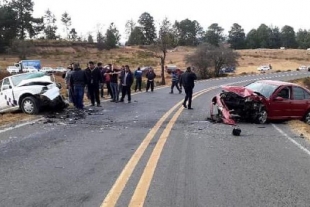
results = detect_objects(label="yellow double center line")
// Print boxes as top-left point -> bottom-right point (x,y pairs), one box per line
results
101,86 -> 217,207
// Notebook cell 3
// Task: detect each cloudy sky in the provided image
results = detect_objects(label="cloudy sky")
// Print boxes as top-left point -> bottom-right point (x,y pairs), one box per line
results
33,0 -> 310,42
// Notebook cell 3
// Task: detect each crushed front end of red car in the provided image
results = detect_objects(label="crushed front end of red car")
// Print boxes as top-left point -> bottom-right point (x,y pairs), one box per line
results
210,86 -> 268,125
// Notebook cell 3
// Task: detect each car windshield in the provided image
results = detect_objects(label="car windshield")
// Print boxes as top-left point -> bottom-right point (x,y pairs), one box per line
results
245,82 -> 278,98
11,72 -> 47,86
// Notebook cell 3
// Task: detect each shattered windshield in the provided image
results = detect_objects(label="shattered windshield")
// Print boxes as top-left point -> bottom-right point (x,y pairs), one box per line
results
245,82 -> 278,98
11,72 -> 47,86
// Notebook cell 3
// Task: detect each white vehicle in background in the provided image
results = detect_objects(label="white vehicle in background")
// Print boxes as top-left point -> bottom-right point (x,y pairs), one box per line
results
6,66 -> 20,74
54,67 -> 68,73
297,65 -> 308,70
22,66 -> 38,73
40,67 -> 54,73
257,65 -> 271,71
0,72 -> 67,114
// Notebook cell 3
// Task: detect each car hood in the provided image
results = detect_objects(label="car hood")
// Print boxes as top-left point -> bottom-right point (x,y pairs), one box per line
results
17,76 -> 53,87
222,85 -> 255,97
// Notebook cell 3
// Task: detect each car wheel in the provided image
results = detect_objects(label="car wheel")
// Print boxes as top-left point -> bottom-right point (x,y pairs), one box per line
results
304,111 -> 310,124
256,109 -> 267,124
21,96 -> 39,114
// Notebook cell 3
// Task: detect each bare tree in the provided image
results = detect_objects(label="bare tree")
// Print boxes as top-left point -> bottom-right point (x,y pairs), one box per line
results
186,43 -> 239,78
61,12 -> 71,39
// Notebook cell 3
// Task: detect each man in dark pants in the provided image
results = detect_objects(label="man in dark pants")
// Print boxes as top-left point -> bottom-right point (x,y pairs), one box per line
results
70,63 -> 87,110
134,67 -> 143,92
85,61 -> 102,107
145,68 -> 156,92
119,65 -> 134,103
181,67 -> 197,110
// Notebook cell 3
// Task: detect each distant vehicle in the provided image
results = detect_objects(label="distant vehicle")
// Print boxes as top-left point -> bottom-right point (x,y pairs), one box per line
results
165,65 -> 180,74
280,47 -> 286,50
6,66 -> 20,74
297,65 -> 308,71
0,72 -> 67,114
15,60 -> 41,71
220,66 -> 236,73
22,66 -> 38,73
257,65 -> 271,71
40,67 -> 54,73
54,67 -> 68,73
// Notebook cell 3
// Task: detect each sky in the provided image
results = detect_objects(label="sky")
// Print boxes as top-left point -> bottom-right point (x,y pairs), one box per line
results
32,0 -> 310,43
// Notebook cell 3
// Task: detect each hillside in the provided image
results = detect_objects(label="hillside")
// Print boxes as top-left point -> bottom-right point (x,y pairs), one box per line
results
1,45 -> 310,75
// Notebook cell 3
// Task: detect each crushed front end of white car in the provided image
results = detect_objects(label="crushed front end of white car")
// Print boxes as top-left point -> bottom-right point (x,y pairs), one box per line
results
0,72 -> 68,114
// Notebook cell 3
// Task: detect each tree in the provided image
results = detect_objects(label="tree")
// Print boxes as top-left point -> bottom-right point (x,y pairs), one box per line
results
87,34 -> 94,43
104,22 -> 120,50
185,43 -> 239,78
228,23 -> 246,49
43,9 -> 58,39
69,28 -> 77,41
296,29 -> 310,49
0,4 -> 18,53
281,25 -> 297,48
10,0 -> 43,39
256,24 -> 271,48
148,18 -> 176,84
61,12 -> 71,39
246,29 -> 259,49
173,19 -> 204,46
204,23 -> 225,46
138,12 -> 156,45
127,26 -> 146,45
269,26 -> 282,49
125,19 -> 136,39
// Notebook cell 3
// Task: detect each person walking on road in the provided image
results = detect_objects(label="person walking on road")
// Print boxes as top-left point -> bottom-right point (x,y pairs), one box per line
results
170,70 -> 181,94
134,67 -> 143,92
119,65 -> 134,103
181,67 -> 197,110
145,68 -> 156,92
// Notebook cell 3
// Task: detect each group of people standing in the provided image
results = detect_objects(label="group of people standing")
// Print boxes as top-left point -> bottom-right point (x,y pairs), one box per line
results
64,62 -> 159,109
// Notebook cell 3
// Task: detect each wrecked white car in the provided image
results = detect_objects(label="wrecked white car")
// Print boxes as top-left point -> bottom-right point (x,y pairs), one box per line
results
0,72 -> 67,114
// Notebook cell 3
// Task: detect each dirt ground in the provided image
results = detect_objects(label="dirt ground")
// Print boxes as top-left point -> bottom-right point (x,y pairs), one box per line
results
1,46 -> 310,140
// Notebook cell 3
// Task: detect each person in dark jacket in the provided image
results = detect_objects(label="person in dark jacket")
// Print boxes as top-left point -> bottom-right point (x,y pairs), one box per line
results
85,61 -> 102,107
134,67 -> 143,92
170,70 -> 181,94
70,63 -> 88,110
108,64 -> 121,102
119,65 -> 134,103
145,68 -> 156,92
181,67 -> 197,109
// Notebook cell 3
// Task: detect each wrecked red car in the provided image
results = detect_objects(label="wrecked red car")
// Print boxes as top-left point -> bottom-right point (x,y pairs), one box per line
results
210,80 -> 310,125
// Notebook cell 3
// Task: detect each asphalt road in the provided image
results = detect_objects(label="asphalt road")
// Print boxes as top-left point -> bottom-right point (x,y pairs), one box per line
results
1,71 -> 310,207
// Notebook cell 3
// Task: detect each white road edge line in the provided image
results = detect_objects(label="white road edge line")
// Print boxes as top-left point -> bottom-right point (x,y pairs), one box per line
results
0,118 -> 44,134
272,124 -> 310,156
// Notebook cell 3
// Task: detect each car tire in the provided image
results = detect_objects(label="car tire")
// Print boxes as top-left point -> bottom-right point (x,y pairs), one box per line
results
304,111 -> 310,124
256,108 -> 268,124
21,96 -> 39,114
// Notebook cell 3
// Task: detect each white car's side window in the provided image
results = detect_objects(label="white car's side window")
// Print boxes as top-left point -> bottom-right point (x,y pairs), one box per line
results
2,78 -> 11,91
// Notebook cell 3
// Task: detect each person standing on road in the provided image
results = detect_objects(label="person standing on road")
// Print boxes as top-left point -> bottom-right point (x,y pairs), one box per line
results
85,61 -> 102,107
145,68 -> 156,92
181,67 -> 197,110
64,63 -> 74,103
108,64 -> 121,102
70,63 -> 88,110
119,65 -> 134,103
134,67 -> 143,92
170,70 -> 181,94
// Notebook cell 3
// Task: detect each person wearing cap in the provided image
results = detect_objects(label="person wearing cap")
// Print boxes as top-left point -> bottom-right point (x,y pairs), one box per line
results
70,63 -> 88,109
180,66 -> 197,109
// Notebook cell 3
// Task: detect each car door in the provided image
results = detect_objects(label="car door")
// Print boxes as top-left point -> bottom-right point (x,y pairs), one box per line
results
268,86 -> 292,119
0,78 -> 14,111
290,86 -> 310,118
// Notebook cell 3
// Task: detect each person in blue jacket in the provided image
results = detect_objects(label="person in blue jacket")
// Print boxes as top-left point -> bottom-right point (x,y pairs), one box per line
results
134,67 -> 143,92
